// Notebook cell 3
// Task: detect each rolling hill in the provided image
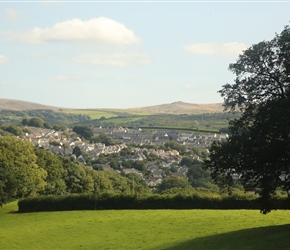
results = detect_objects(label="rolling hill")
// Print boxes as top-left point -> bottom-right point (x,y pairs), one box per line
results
0,99 -> 63,111
0,99 -> 224,115
128,101 -> 224,114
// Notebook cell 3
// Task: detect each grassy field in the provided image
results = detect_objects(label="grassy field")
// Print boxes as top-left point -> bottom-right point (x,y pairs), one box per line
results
65,109 -> 120,119
1,201 -> 290,249
65,109 -> 151,119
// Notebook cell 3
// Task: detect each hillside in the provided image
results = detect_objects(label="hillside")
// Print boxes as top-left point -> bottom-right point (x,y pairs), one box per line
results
0,99 -> 224,115
0,99 -> 63,111
128,101 -> 224,114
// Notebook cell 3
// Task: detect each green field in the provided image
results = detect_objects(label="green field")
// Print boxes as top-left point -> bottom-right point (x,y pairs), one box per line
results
65,109 -> 150,119
65,109 -> 120,119
1,202 -> 290,249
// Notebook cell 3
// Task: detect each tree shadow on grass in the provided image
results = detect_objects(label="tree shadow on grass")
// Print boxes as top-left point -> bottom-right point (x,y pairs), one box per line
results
160,224 -> 290,250
8,210 -> 19,214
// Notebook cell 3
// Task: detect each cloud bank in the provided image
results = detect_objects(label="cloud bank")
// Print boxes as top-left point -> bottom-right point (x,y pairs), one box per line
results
184,42 -> 248,56
1,17 -> 141,45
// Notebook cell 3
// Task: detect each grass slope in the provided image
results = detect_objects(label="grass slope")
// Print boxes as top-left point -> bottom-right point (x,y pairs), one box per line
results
65,102 -> 224,118
1,202 -> 290,249
0,99 -> 63,111
128,101 -> 224,115
0,99 -> 224,115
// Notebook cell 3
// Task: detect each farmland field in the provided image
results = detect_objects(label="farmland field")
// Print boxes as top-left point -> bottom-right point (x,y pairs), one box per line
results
65,109 -> 151,119
65,109 -> 121,119
1,202 -> 290,249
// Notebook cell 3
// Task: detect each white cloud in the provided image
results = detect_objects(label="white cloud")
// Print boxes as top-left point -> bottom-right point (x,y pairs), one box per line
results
49,75 -> 83,81
183,42 -> 248,56
73,51 -> 151,66
1,17 -> 141,45
2,8 -> 22,22
0,55 -> 8,64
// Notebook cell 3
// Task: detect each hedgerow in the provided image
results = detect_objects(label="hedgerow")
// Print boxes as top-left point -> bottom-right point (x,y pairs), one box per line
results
17,192 -> 279,212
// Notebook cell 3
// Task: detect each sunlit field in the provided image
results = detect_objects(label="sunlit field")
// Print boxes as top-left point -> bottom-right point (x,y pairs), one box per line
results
65,109 -> 150,119
65,109 -> 120,119
1,202 -> 290,249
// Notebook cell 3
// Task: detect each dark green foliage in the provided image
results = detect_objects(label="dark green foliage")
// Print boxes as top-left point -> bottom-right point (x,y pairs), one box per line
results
126,173 -> 148,188
73,125 -> 94,140
180,156 -> 196,167
187,164 -> 217,190
91,132 -> 117,145
206,25 -> 290,214
34,148 -> 66,195
132,161 -> 146,172
0,135 -> 152,206
0,129 -> 14,137
158,176 -> 191,192
119,147 -> 132,156
27,117 -> 45,127
93,113 -> 239,132
0,137 -> 47,206
43,122 -> 52,129
72,146 -> 82,157
0,109 -> 90,126
164,141 -> 186,153
62,159 -> 94,193
119,160 -> 147,172
0,124 -> 23,136
22,117 -> 53,129
18,191 -> 265,212
109,159 -> 119,169
52,125 -> 67,131
18,194 -> 95,212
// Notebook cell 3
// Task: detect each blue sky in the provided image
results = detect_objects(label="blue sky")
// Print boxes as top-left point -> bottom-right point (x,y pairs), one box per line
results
0,1 -> 289,109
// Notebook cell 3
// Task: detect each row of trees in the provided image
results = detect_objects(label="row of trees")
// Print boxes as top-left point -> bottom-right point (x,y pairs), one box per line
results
0,109 -> 91,126
0,136 -> 150,206
73,126 -> 118,145
0,135 -> 216,207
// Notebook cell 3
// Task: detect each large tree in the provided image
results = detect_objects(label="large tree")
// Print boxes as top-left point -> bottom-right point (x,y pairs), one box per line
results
73,125 -> 94,140
206,25 -> 290,214
0,137 -> 47,206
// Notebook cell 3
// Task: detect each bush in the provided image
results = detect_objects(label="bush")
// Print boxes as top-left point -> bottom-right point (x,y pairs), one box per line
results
17,191 -> 285,212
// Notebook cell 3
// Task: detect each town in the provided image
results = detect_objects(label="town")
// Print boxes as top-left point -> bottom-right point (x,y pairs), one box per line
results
23,125 -> 228,187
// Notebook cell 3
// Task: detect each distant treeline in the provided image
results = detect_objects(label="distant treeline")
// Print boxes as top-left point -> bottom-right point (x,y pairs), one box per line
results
92,113 -> 240,132
138,126 -> 219,133
0,109 -> 238,132
0,109 -> 91,126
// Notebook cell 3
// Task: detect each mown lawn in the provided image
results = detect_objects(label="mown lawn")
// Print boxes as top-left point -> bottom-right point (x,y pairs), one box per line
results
1,201 -> 290,249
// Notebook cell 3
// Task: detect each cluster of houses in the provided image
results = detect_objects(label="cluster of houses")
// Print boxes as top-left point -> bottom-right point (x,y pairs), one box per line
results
95,126 -> 228,148
23,126 -> 226,187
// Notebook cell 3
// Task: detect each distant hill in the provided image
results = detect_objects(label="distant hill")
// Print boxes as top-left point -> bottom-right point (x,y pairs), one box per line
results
0,99 -> 224,114
128,101 -> 224,114
0,99 -> 63,111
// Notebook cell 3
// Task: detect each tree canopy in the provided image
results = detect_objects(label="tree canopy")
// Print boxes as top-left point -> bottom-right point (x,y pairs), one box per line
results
219,25 -> 290,112
73,125 -> 94,140
158,176 -> 191,193
206,24 -> 290,214
0,137 -> 47,206
0,136 -> 151,206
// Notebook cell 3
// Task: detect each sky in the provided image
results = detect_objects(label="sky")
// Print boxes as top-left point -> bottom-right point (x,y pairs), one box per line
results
0,1 -> 289,109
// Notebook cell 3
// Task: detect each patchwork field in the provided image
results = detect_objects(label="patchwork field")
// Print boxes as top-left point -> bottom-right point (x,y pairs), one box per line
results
1,202 -> 290,249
